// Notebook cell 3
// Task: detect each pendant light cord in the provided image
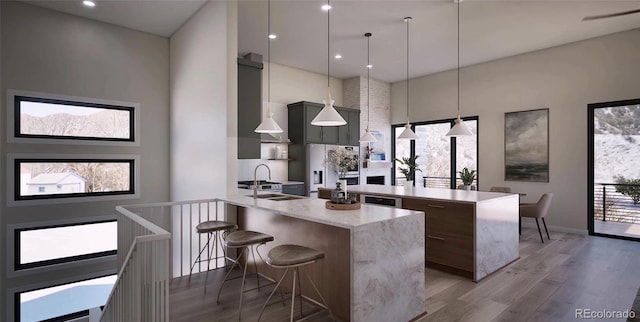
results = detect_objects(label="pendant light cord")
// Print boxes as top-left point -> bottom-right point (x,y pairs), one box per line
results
367,34 -> 371,127
457,1 -> 460,117
405,17 -> 410,121
327,0 -> 331,88
267,0 -> 271,106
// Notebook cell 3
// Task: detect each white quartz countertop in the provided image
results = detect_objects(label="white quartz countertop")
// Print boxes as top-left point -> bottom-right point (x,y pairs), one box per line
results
325,185 -> 517,203
224,190 -> 422,230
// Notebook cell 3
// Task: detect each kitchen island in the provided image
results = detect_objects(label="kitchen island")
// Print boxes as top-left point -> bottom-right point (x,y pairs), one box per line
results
319,185 -> 520,281
223,191 -> 426,322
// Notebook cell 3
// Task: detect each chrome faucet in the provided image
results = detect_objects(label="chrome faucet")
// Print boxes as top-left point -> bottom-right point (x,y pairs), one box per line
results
254,163 -> 271,199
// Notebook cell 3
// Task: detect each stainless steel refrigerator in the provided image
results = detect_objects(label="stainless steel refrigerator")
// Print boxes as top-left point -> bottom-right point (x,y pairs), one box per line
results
307,144 -> 359,198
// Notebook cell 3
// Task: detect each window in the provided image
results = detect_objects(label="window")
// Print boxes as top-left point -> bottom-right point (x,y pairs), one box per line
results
415,122 -> 452,188
15,159 -> 134,201
394,127 -> 412,185
14,95 -> 134,141
17,275 -> 116,322
15,220 -> 117,270
392,116 -> 479,188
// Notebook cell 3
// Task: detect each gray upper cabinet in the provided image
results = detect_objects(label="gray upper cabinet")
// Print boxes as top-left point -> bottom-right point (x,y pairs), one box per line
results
288,101 -> 360,146
347,111 -> 360,146
237,58 -> 263,159
303,104 -> 323,143
337,109 -> 349,145
338,110 -> 360,145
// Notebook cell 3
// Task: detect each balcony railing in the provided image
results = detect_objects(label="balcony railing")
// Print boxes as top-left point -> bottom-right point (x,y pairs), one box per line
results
594,183 -> 640,224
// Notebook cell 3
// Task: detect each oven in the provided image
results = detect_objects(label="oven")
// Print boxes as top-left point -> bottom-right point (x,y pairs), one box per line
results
360,194 -> 403,208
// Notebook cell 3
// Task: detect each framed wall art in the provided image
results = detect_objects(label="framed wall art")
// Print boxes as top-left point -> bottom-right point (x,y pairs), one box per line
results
504,108 -> 549,182
368,131 -> 386,162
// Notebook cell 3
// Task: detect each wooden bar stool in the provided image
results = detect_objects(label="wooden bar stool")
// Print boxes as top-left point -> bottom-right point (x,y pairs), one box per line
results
216,230 -> 275,320
189,220 -> 237,293
258,244 -> 334,322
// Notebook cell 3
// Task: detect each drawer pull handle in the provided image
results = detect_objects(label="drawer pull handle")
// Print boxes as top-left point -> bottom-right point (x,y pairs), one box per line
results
427,235 -> 445,241
427,204 -> 445,209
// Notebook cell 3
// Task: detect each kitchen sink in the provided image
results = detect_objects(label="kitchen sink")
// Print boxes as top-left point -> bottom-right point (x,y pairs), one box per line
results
250,194 -> 283,199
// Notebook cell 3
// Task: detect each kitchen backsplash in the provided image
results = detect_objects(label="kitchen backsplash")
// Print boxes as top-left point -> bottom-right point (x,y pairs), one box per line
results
237,144 -> 289,181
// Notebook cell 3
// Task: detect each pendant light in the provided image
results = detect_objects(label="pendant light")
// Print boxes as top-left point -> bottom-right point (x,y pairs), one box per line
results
398,17 -> 419,140
255,0 -> 283,134
446,0 -> 472,137
311,0 -> 347,126
359,32 -> 376,142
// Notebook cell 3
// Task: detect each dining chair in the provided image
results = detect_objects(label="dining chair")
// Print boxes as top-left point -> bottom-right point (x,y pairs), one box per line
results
519,193 -> 553,243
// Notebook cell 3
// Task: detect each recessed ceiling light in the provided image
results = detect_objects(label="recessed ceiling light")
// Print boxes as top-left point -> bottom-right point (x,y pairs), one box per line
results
268,34 -> 277,39
366,64 -> 373,69
334,54 -> 342,59
83,0 -> 96,7
321,4 -> 331,11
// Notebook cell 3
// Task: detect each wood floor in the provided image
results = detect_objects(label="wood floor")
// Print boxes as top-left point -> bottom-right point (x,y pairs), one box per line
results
169,228 -> 640,322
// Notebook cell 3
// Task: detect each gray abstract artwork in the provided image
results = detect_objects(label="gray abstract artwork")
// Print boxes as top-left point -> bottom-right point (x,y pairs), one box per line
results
505,108 -> 549,182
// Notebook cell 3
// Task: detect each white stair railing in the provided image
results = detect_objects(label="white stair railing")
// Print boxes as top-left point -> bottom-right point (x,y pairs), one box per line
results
100,199 -> 229,321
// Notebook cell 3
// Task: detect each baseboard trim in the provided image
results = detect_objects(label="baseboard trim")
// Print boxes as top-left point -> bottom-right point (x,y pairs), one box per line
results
520,220 -> 588,235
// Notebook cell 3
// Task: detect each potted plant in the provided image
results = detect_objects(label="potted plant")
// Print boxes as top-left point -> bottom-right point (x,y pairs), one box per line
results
458,167 -> 476,191
324,148 -> 358,192
395,155 -> 421,187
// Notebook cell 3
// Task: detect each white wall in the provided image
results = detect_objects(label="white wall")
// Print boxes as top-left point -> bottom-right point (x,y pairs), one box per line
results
1,1 -> 170,319
170,0 -> 237,200
236,62 -> 344,181
390,28 -> 640,231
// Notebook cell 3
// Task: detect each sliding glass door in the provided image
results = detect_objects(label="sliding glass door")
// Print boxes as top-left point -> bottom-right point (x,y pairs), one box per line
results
588,99 -> 640,240
392,117 -> 478,188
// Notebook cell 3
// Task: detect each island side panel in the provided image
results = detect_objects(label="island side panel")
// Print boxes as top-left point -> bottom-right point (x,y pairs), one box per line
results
474,195 -> 520,281
352,214 -> 426,322
237,206 -> 351,321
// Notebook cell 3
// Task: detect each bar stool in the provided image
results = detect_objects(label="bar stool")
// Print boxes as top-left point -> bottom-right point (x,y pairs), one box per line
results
216,230 -> 274,319
189,220 -> 237,293
258,244 -> 334,322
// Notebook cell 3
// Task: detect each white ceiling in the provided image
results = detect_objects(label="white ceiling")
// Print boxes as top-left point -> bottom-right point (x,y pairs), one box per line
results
239,0 -> 640,82
22,0 -> 207,37
21,0 -> 640,83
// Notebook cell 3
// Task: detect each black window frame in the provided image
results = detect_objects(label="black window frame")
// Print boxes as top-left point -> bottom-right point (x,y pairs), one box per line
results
15,273 -> 116,322
15,158 -> 135,201
14,219 -> 118,270
391,116 -> 479,188
14,95 -> 135,142
587,98 -> 640,242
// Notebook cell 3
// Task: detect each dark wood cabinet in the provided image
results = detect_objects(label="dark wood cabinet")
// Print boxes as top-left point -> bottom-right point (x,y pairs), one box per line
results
237,58 -> 263,159
402,197 -> 474,276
